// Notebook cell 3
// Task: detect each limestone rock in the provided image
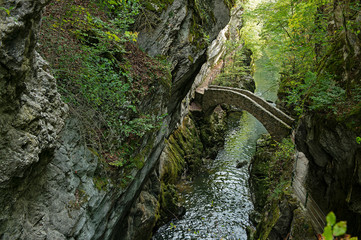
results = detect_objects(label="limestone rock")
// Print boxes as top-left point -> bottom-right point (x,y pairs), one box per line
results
0,0 -> 69,238
268,200 -> 296,239
116,171 -> 161,240
0,0 -> 68,186
137,0 -> 231,129
295,114 -> 361,236
0,0 -> 233,239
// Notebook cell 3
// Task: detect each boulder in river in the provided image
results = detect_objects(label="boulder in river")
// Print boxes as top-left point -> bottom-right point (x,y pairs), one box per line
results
236,160 -> 248,168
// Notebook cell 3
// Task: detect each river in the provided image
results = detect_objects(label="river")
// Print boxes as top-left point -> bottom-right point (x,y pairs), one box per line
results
153,55 -> 279,239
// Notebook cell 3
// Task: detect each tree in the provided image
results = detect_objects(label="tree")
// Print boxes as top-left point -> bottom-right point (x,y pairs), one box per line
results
243,0 -> 361,121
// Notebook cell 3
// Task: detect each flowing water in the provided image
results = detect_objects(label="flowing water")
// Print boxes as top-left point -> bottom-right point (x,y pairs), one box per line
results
153,55 -> 279,240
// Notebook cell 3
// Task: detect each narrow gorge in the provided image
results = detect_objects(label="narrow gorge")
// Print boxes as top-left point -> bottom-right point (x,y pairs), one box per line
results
1,0 -> 360,240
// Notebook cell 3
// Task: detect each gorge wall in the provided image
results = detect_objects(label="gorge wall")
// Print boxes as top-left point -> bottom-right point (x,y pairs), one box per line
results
8,1 -> 361,239
136,0 -> 232,130
0,0 -> 233,239
296,115 -> 361,236
0,1 -> 69,237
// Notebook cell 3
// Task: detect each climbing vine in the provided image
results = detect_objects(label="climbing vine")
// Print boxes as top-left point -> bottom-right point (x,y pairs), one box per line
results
0,6 -> 13,16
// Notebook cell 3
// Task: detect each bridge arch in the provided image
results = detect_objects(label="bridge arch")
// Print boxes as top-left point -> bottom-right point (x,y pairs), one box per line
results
198,86 -> 294,142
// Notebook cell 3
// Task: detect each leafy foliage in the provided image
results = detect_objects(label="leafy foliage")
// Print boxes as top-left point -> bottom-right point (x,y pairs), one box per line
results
213,40 -> 252,88
285,71 -> 346,115
251,136 -> 295,210
0,6 -> 13,16
243,0 -> 361,127
39,0 -> 171,174
322,212 -> 358,240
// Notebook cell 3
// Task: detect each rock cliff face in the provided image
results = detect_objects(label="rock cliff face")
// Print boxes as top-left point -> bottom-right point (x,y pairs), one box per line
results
0,0 -> 168,236
0,0 -> 68,237
296,115 -> 361,236
249,136 -> 316,240
249,116 -> 361,239
137,0 -> 232,130
0,0 -> 68,188
114,0 -> 234,238
0,0 -> 232,239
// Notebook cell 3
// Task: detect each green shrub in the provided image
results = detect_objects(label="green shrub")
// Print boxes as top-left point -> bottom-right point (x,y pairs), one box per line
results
286,71 -> 346,116
39,0 -> 170,172
213,41 -> 251,88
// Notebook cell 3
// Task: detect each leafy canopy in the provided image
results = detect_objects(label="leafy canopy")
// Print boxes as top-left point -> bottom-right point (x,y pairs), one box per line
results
243,0 -> 361,127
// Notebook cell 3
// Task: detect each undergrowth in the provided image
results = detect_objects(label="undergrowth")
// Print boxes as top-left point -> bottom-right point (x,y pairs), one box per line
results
250,136 -> 295,210
250,135 -> 296,240
280,70 -> 361,132
38,0 -> 171,183
213,40 -> 252,88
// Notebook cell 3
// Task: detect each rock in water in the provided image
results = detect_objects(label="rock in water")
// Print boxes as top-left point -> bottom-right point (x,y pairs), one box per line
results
236,160 -> 248,168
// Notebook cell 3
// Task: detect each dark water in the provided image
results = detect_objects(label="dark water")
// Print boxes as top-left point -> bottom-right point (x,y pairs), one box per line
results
153,56 -> 279,240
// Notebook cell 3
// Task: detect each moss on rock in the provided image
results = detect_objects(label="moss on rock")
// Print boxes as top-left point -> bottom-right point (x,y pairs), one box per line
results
198,105 -> 227,158
254,200 -> 281,240
165,115 -> 204,177
249,135 -> 317,239
156,115 -> 204,225
290,209 -> 316,239
223,0 -> 235,10
143,0 -> 174,13
156,106 -> 229,227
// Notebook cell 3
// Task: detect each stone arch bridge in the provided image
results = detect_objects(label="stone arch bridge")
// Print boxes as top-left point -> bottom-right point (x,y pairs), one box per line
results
192,85 -> 294,142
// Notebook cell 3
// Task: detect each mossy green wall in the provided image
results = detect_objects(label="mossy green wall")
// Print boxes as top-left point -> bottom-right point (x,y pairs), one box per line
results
249,136 -> 316,239
157,115 -> 204,225
162,115 -> 203,183
157,105 -> 229,226
143,0 -> 175,12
